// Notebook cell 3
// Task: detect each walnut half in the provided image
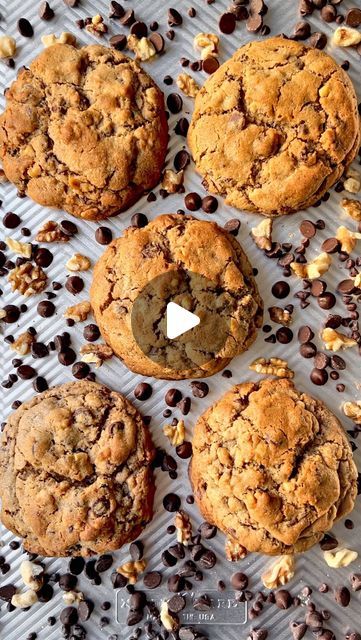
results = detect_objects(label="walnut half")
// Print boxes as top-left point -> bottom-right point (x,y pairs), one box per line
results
343,401 -> 361,425
321,328 -> 357,352
261,555 -> 295,589
324,547 -> 358,568
163,420 -> 185,446
249,357 -> 294,379
8,262 -> 47,296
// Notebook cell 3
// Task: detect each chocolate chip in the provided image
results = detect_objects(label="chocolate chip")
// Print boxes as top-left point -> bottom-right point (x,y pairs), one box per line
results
203,56 -> 220,74
311,279 -> 326,297
275,589 -> 292,610
39,2 -> 54,20
190,381 -> 209,398
37,300 -> 55,318
231,572 -> 248,590
17,18 -> 34,37
299,0 -> 314,15
34,247 -> 53,268
168,8 -> 182,26
300,342 -> 317,358
111,571 -> 128,588
322,237 -> 340,253
68,557 -> 85,575
130,20 -> 147,38
337,279 -> 356,295
272,281 -> 290,299
129,541 -> 144,561
320,533 -> 338,550
78,599 -> 94,622
290,621 -> 308,640
59,573 -> 77,592
33,376 -> 48,393
321,4 -> 337,22
246,13 -> 263,32
184,192 -> 202,211
276,327 -> 293,344
174,150 -> 190,171
17,365 -> 36,380
346,7 -> 361,27
314,351 -> 330,369
223,219 -> 240,236
120,8 -> 135,26
3,212 -> 21,229
149,32 -> 164,53
309,31 -> 327,49
58,348 -> 76,366
198,549 -> 216,569
134,382 -> 152,401
310,367 -> 328,385
330,354 -> 346,370
163,493 -> 181,512
0,585 -> 17,602
300,219 -> 316,238
95,555 -> 113,573
219,12 -> 236,33
318,292 -> 336,309
63,0 -> 78,6
350,573 -> 361,592
168,594 -> 186,613
298,325 -> 314,343
176,441 -> 192,459
109,34 -> 127,50
334,585 -> 350,607
65,276 -> 84,295
95,226 -> 112,245
83,324 -> 100,342
202,195 -> 218,213
167,93 -> 183,114
293,21 -> 311,40
174,117 -> 189,137
59,220 -> 78,237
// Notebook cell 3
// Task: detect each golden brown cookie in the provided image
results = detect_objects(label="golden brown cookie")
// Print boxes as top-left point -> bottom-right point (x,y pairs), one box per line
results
90,214 -> 263,379
0,44 -> 168,220
190,378 -> 357,555
0,381 -> 155,557
188,37 -> 360,216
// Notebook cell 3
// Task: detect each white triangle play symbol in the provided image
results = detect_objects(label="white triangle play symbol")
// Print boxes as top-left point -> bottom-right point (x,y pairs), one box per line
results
166,302 -> 200,340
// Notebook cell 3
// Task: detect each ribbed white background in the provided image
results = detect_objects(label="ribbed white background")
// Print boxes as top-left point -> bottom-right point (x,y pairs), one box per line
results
0,0 -> 361,638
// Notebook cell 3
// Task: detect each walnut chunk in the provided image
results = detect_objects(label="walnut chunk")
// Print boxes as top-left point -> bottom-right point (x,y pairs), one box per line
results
177,73 -> 200,98
36,220 -> 69,243
66,253 -> 91,272
11,331 -> 35,356
251,218 -> 273,251
175,510 -> 192,546
117,559 -> 146,585
261,555 -> 295,589
324,547 -> 358,568
163,420 -> 185,446
127,35 -> 156,61
321,327 -> 357,352
80,343 -> 113,367
0,35 -> 16,58
333,26 -> 361,47
161,170 -> 184,194
344,168 -> 361,194
20,561 -> 44,592
268,306 -> 292,326
225,537 -> 247,562
86,15 -> 108,36
336,225 -> 361,254
160,601 -> 178,631
291,252 -> 331,279
64,301 -> 91,323
8,262 -> 47,297
11,590 -> 38,609
353,273 -> 361,289
63,591 -> 84,605
194,32 -> 219,59
249,357 -> 294,379
42,32 -> 77,47
340,198 -> 361,221
343,401 -> 361,425
5,237 -> 32,258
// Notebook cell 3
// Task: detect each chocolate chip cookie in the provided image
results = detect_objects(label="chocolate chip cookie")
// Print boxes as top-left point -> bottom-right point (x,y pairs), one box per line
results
0,44 -> 168,220
190,378 -> 357,555
90,214 -> 263,380
188,37 -> 360,216
0,381 -> 155,557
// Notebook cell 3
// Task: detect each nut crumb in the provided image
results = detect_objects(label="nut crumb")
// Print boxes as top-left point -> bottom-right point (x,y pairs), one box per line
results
64,301 -> 91,323
175,510 -> 192,546
321,327 -> 357,352
163,420 -> 185,446
249,357 -> 294,379
291,252 -> 331,279
36,221 -> 69,243
8,262 -> 47,297
343,401 -> 361,424
177,73 -> 200,98
225,537 -> 247,562
251,218 -> 273,251
117,559 -> 146,584
80,343 -> 113,367
324,547 -> 358,568
11,331 -> 35,356
261,555 -> 295,589
5,237 -> 32,258
340,198 -> 361,221
66,253 -> 91,272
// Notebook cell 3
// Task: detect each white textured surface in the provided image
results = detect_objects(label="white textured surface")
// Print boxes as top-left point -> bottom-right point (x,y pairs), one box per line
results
0,0 -> 361,638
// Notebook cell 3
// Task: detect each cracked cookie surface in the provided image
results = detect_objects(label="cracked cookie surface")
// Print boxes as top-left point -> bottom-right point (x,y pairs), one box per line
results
0,381 -> 155,557
90,214 -> 263,380
188,37 -> 360,216
190,378 -> 357,554
0,44 -> 168,220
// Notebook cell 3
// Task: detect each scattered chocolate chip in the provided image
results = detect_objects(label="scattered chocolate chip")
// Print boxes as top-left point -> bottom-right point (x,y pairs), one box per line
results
203,56 -> 220,74
246,13 -> 263,32
174,117 -> 189,137
310,367 -> 328,385
17,365 -> 36,380
321,3 -> 337,22
309,31 -> 327,49
37,300 -> 55,318
167,93 -> 183,114
275,589 -> 292,610
176,441 -> 192,459
219,12 -> 236,33
17,18 -> 34,37
276,327 -> 293,344
334,585 -> 350,607
3,212 -> 21,229
202,195 -> 218,213
231,572 -> 248,590
65,276 -> 84,295
168,8 -> 182,26
130,20 -> 148,38
58,348 -> 77,367
34,247 -> 53,268
149,32 -> 164,53
143,571 -> 162,589
109,34 -> 127,50
346,7 -> 361,27
78,598 -> 94,622
330,354 -> 346,370
314,351 -> 330,369
300,219 -> 316,238
298,325 -> 314,343
190,381 -> 209,398
320,533 -> 339,551
198,549 -> 216,569
300,342 -> 317,358
178,397 -> 191,415
59,573 -> 77,592
318,292 -> 336,309
120,8 -> 135,26
163,492 -> 181,512
33,376 -> 48,393
39,1 -> 55,20
184,192 -> 202,211
290,621 -> 308,640
83,324 -> 100,342
111,571 -> 128,588
68,557 -> 85,576
272,281 -> 290,299
174,149 -> 190,171
223,219 -> 240,236
337,279 -> 356,295
0,584 -> 17,602
95,555 -> 113,573
134,382 -> 152,401
129,541 -> 144,561
95,226 -> 113,245
293,21 -> 311,39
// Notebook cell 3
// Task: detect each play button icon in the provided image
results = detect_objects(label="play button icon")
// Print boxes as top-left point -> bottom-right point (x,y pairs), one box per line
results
166,302 -> 200,340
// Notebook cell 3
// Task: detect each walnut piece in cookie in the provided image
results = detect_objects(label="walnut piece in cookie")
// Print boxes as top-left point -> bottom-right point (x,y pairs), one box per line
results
0,44 -> 168,220
0,381 -> 155,556
80,343 -> 113,367
42,32 -> 77,47
190,378 -> 357,554
225,537 -> 247,561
